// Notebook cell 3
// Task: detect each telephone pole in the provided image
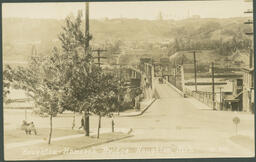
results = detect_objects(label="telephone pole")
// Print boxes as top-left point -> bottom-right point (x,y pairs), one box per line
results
193,51 -> 197,92
85,47 -> 106,136
244,7 -> 254,112
85,2 -> 89,49
112,63 -> 123,116
244,8 -> 253,68
219,87 -> 223,110
84,2 -> 90,137
92,49 -> 107,67
211,62 -> 216,110
174,60 -> 177,86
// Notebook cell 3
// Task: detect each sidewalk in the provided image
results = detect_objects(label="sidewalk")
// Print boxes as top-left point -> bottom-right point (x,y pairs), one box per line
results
5,130 -> 133,160
5,128 -> 131,150
116,98 -> 156,117
185,97 -> 213,110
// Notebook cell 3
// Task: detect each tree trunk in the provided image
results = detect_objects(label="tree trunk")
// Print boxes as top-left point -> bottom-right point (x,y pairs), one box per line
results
72,111 -> 75,130
97,115 -> 101,139
84,111 -> 87,136
117,95 -> 120,116
83,109 -> 90,136
48,114 -> 53,145
85,110 -> 90,136
112,118 -> 114,133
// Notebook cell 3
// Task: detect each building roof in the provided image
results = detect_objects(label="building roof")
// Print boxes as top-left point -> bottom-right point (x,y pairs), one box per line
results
6,88 -> 31,100
185,79 -> 233,93
223,95 -> 240,102
241,67 -> 254,72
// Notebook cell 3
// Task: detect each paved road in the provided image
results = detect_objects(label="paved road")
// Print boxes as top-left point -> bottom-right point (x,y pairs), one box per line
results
50,82 -> 255,159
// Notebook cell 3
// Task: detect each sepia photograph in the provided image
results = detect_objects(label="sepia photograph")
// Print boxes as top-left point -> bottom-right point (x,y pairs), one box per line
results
2,0 -> 255,160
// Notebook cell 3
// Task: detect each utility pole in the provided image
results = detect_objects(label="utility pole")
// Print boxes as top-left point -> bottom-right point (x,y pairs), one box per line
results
92,49 -> 107,67
211,62 -> 216,110
180,65 -> 185,95
219,87 -> 223,110
151,59 -> 155,90
118,66 -> 122,115
160,65 -> 163,78
85,2 -> 89,49
193,51 -> 197,92
84,2 -> 90,137
249,48 -> 253,68
153,63 -> 156,77
224,57 -> 232,71
244,8 -> 253,68
174,60 -> 177,86
244,7 -> 254,112
112,63 -> 122,115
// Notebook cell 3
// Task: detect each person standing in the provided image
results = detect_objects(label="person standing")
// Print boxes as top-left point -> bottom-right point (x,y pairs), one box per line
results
111,116 -> 115,133
28,122 -> 37,135
79,116 -> 85,130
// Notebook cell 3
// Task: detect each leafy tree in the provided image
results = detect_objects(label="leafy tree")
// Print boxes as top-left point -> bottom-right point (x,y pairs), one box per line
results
57,10 -> 94,134
58,11 -> 87,53
3,66 -> 13,103
7,48 -> 63,144
89,72 -> 119,138
5,10 -> 95,143
56,11 -> 123,136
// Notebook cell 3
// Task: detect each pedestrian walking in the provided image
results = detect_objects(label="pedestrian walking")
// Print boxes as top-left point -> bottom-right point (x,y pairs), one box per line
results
79,116 -> 85,130
111,116 -> 115,132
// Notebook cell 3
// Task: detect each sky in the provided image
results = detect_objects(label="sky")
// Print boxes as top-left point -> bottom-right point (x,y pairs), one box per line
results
2,0 -> 253,20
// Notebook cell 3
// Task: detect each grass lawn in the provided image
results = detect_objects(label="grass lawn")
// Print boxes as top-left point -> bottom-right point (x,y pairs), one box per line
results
5,132 -> 131,160
4,128 -> 85,143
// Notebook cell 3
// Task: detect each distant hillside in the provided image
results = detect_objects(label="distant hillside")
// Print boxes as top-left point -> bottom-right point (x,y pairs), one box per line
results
170,50 -> 249,67
3,17 -> 252,64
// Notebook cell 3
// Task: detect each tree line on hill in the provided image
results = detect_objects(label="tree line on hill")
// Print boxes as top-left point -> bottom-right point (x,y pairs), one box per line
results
3,16 -> 252,63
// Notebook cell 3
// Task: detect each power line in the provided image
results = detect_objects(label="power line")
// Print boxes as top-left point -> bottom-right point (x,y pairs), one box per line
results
92,48 -> 107,67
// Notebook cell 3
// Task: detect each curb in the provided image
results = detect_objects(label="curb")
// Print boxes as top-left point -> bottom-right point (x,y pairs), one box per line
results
140,98 -> 157,115
185,97 -> 213,111
78,134 -> 134,150
120,98 -> 157,117
163,79 -> 186,98
38,134 -> 134,160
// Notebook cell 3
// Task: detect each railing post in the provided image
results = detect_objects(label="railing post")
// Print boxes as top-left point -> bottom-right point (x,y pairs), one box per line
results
180,65 -> 185,97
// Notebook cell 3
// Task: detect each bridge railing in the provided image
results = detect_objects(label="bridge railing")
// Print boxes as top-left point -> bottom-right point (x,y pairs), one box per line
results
167,75 -> 183,92
163,78 -> 186,97
184,88 -> 223,110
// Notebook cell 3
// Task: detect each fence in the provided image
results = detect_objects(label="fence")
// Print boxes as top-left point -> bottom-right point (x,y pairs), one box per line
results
184,88 -> 223,110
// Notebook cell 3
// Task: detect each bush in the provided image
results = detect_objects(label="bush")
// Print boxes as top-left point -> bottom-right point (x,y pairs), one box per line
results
120,101 -> 134,112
